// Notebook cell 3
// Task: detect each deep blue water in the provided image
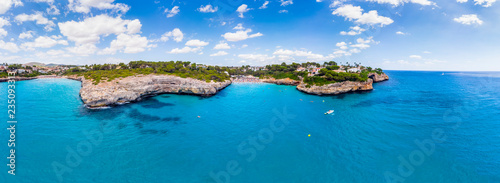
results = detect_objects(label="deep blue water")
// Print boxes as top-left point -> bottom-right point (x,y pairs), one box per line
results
1,71 -> 500,183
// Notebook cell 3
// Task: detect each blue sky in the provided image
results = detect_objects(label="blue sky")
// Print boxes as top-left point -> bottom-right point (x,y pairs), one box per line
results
0,0 -> 499,71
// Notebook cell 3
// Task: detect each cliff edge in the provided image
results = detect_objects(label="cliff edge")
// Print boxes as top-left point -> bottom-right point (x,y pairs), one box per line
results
69,74 -> 231,108
296,79 -> 374,95
368,73 -> 389,82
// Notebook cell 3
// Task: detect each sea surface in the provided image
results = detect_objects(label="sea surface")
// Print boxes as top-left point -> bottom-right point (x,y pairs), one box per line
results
1,71 -> 500,183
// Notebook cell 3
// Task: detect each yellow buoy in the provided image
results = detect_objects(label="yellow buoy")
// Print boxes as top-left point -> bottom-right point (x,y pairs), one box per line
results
308,134 -> 311,137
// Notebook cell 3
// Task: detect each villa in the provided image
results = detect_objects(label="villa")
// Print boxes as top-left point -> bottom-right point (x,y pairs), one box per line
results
348,68 -> 361,73
296,67 -> 306,72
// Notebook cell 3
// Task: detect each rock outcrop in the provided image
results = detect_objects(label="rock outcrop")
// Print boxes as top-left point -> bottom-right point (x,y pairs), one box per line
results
74,74 -> 231,108
368,73 -> 389,83
296,79 -> 374,95
262,78 -> 300,85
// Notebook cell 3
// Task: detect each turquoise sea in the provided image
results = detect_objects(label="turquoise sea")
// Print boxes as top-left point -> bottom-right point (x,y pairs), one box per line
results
1,71 -> 500,183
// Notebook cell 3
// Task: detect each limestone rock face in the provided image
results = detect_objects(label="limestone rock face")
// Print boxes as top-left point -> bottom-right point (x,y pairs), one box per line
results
262,78 -> 300,85
296,79 -> 374,95
368,73 -> 389,83
74,75 -> 231,108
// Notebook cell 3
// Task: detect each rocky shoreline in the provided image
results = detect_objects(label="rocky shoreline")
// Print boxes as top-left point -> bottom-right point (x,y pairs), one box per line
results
3,72 -> 388,108
295,73 -> 388,95
73,72 -> 388,107
369,73 -> 390,83
296,79 -> 374,95
70,74 -> 231,108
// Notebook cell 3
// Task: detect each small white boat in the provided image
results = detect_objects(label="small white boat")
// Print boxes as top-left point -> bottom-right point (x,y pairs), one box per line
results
442,73 -> 445,75
325,110 -> 334,115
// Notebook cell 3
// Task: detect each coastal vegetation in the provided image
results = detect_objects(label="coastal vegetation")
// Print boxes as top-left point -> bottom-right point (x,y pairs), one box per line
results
229,61 -> 383,86
62,60 -> 384,85
2,60 -> 384,87
0,64 -> 52,78
64,61 -> 231,84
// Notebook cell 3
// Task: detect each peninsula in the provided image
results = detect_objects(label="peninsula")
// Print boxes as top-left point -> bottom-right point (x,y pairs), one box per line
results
1,61 -> 388,108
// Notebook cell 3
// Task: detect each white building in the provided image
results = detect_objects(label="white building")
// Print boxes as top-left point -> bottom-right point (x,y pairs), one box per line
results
348,68 -> 360,73
296,67 -> 306,72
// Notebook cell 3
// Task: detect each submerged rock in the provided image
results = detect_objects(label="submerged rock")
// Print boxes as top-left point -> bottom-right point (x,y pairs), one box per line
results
296,79 -> 374,95
71,74 -> 231,108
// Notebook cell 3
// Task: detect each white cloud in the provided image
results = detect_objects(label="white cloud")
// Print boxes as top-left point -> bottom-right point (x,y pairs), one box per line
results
279,10 -> 288,13
241,44 -> 248,48
273,49 -> 326,60
46,49 -> 65,56
458,0 -> 497,7
68,0 -> 129,13
350,37 -> 376,49
21,36 -> 68,50
350,48 -> 360,53
332,50 -> 351,57
0,17 -> 10,37
58,14 -> 142,45
340,26 -> 365,36
365,0 -> 435,6
47,5 -> 60,15
214,42 -> 231,49
453,14 -> 483,25
168,46 -> 202,54
165,6 -> 180,18
0,40 -> 19,52
238,54 -> 275,62
233,23 -> 244,30
198,4 -> 218,13
19,31 -> 34,39
185,39 -> 209,47
423,51 -> 431,54
236,4 -> 251,18
0,0 -> 23,14
331,37 -> 377,58
280,0 -> 293,6
222,28 -> 263,42
332,4 -> 393,27
33,0 -> 54,3
99,34 -> 150,54
336,42 -> 348,50
396,31 -> 407,35
210,51 -> 228,56
59,14 -> 150,56
160,28 -> 183,42
409,55 -> 422,59
15,12 -> 56,31
66,43 -> 98,56
259,1 -> 269,9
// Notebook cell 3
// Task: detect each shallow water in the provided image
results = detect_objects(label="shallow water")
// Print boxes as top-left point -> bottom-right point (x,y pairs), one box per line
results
1,71 -> 500,183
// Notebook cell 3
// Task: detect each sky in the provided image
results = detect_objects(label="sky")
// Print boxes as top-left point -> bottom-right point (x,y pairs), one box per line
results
0,0 -> 499,71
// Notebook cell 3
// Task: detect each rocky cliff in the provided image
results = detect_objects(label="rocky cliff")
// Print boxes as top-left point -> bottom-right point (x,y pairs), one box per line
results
296,79 -> 374,95
262,78 -> 300,85
368,73 -> 389,82
72,74 -> 231,108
